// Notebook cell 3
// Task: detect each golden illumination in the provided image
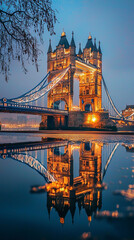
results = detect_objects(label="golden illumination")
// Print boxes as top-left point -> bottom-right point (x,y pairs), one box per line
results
88,33 -> 92,39
87,114 -> 98,124
64,49 -> 70,54
71,145 -> 80,151
92,116 -> 97,123
71,105 -> 80,111
75,60 -> 96,72
61,30 -> 66,37
60,217 -> 65,224
88,216 -> 92,222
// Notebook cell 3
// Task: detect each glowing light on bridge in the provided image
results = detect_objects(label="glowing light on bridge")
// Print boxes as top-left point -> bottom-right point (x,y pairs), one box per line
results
87,114 -> 98,124
92,116 -> 97,123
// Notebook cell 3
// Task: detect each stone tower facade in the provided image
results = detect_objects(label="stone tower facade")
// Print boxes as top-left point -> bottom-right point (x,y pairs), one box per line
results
47,31 -> 102,113
78,35 -> 102,112
47,31 -> 75,111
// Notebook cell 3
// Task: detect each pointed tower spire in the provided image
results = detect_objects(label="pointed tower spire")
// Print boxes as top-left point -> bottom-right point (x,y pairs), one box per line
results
93,38 -> 97,52
98,41 -> 102,54
85,33 -> 93,51
47,39 -> 52,53
88,33 -> 92,39
61,29 -> 66,37
47,196 -> 52,220
70,31 -> 76,48
78,43 -> 83,55
58,30 -> 69,49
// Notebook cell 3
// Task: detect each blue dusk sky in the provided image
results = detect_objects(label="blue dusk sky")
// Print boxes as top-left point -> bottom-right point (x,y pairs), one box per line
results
0,0 -> 134,111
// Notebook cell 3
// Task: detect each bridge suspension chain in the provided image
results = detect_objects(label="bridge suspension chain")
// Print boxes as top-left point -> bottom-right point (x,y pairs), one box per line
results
1,66 -> 70,104
3,152 -> 56,183
102,76 -> 122,118
9,71 -> 50,102
102,143 -> 119,180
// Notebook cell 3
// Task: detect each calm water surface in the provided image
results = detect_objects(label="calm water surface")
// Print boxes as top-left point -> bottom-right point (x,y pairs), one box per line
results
0,132 -> 134,240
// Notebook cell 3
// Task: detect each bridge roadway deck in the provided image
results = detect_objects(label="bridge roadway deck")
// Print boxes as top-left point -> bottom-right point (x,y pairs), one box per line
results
0,103 -> 68,116
0,139 -> 68,155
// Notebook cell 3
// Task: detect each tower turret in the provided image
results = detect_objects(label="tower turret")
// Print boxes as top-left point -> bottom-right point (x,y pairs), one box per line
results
93,38 -> 97,52
83,34 -> 94,65
70,31 -> 76,48
97,41 -> 102,70
47,39 -> 52,70
70,31 -> 76,57
57,30 -> 69,49
85,34 -> 93,51
47,39 -> 52,53
77,43 -> 83,58
92,38 -> 98,66
98,41 -> 102,54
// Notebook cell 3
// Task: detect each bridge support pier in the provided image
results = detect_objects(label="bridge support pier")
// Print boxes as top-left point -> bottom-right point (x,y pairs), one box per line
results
68,111 -> 116,130
39,115 -> 68,130
39,111 -> 116,130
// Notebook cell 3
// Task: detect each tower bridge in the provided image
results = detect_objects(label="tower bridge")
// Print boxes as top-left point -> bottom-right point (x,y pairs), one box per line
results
0,31 -> 133,130
47,31 -> 102,113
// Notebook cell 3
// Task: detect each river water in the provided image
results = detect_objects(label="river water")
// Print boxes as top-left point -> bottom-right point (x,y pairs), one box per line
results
0,132 -> 134,240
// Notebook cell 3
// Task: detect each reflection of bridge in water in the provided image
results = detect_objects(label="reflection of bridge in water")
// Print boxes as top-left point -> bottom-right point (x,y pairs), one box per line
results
0,139 -> 119,224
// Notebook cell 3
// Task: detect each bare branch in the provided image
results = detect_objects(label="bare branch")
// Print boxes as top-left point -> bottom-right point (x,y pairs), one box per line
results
0,0 -> 57,81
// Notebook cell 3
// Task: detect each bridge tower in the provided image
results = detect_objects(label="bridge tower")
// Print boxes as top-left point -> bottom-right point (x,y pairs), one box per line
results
79,142 -> 102,185
78,34 -> 102,112
47,144 -> 73,186
79,141 -> 102,223
47,31 -> 75,111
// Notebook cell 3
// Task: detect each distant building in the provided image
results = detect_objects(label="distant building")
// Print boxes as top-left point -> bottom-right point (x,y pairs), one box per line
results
17,115 -> 27,124
122,105 -> 134,120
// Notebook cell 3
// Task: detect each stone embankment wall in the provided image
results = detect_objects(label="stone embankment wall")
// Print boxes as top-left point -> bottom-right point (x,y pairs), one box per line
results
68,111 -> 115,129
39,111 -> 116,130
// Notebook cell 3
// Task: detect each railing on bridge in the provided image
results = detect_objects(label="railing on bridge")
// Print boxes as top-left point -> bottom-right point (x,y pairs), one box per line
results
0,100 -> 68,115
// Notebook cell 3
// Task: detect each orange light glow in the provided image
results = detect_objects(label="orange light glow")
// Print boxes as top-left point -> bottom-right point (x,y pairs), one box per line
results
71,105 -> 80,111
60,217 -> 64,224
92,116 -> 97,123
87,114 -> 98,124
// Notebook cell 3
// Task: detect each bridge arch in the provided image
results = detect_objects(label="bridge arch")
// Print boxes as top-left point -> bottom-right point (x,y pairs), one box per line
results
85,103 -> 92,112
51,99 -> 68,110
54,146 -> 68,156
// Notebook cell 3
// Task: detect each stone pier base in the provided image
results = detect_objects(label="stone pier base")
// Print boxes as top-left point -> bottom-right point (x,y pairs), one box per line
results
39,111 -> 116,130
68,111 -> 115,129
39,115 -> 68,130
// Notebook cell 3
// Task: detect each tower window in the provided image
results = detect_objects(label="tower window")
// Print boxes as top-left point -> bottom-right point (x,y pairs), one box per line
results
86,77 -> 89,83
86,161 -> 89,167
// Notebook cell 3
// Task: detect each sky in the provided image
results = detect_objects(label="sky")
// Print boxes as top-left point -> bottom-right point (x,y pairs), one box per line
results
0,0 -> 134,111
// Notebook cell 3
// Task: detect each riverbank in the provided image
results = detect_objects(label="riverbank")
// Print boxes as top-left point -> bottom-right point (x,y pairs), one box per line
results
1,130 -> 134,135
